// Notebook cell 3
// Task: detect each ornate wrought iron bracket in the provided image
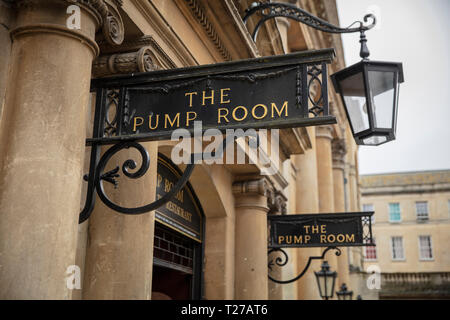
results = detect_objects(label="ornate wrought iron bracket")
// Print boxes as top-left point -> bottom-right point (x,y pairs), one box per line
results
243,2 -> 376,59
79,92 -> 260,223
268,246 -> 341,284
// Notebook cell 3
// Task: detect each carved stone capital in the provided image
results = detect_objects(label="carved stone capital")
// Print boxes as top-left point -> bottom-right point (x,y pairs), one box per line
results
332,138 -> 347,170
232,179 -> 269,197
315,125 -> 333,140
267,190 -> 287,215
93,46 -> 158,77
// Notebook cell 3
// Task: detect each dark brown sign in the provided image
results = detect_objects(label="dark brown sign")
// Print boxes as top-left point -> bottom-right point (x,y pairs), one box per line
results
88,49 -> 336,145
156,154 -> 203,242
268,212 -> 374,248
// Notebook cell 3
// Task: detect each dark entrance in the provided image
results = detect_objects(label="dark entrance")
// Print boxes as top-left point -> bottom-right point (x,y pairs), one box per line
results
151,154 -> 204,300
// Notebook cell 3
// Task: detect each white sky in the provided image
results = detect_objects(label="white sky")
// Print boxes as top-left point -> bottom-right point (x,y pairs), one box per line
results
336,0 -> 450,175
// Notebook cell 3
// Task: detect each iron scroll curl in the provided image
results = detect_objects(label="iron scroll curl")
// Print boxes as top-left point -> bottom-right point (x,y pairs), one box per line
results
79,131 -> 261,223
268,246 -> 341,284
243,2 -> 376,42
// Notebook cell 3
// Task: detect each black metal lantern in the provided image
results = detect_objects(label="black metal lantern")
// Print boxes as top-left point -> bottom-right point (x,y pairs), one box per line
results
336,283 -> 354,300
314,260 -> 337,300
331,33 -> 404,146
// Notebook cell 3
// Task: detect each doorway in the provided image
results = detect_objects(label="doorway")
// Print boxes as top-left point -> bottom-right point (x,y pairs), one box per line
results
151,223 -> 203,300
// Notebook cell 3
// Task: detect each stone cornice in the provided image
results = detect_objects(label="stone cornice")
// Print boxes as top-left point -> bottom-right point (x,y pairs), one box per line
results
178,0 -> 232,62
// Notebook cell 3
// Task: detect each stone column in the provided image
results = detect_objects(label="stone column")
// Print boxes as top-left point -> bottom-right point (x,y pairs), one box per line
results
0,0 -> 101,299
233,179 -> 269,300
315,126 -> 338,280
82,45 -> 160,299
332,138 -> 350,287
81,142 -> 158,299
293,126 -> 322,300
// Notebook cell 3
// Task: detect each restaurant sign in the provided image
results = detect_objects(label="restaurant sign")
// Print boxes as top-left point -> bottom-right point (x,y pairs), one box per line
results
156,154 -> 203,243
268,212 -> 374,248
88,49 -> 336,145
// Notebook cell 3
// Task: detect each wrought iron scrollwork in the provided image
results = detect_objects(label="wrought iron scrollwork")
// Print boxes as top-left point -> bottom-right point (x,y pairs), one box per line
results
243,2 -> 376,41
79,125 -> 261,223
243,2 -> 376,59
268,246 -> 341,284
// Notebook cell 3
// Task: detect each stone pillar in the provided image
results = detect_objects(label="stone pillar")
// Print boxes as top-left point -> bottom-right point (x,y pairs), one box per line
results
81,142 -> 158,299
315,126 -> 338,281
0,1 -> 13,119
82,45 -> 160,299
293,126 -> 321,300
0,0 -> 101,299
233,179 -> 269,300
332,138 -> 350,287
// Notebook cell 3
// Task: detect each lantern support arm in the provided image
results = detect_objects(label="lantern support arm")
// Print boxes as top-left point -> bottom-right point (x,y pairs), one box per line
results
268,246 -> 341,284
243,2 -> 376,59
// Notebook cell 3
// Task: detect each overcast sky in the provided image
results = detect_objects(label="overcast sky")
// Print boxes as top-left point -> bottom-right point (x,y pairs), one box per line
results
336,0 -> 450,175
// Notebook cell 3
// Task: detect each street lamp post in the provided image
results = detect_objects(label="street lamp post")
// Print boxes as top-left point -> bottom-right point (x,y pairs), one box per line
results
314,260 -> 337,300
336,283 -> 354,300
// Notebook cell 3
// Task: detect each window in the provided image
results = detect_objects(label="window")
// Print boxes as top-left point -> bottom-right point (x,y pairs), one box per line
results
364,237 -> 377,261
391,236 -> 405,260
389,203 -> 401,222
419,235 -> 433,260
415,201 -> 429,221
363,203 -> 375,224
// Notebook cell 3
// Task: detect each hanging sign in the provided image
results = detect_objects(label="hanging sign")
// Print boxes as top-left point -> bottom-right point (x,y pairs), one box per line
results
88,49 -> 336,145
268,212 -> 374,248
156,154 -> 203,242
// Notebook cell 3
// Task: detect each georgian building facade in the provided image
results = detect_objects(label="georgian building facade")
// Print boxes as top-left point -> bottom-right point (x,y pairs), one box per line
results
0,0 -> 365,299
361,170 -> 450,299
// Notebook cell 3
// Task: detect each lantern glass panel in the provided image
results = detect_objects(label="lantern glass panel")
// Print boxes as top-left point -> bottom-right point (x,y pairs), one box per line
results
368,71 -> 396,129
325,275 -> 335,298
339,72 -> 369,134
362,135 -> 387,145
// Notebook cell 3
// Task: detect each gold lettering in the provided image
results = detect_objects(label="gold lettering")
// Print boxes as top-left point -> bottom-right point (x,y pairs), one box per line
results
328,234 -> 336,243
202,90 -> 214,105
232,106 -> 248,121
164,113 -> 180,128
165,201 -> 192,222
320,235 -> 327,243
304,235 -> 311,243
286,236 -> 292,244
278,236 -> 284,244
303,225 -> 310,234
185,92 -> 197,107
311,225 -> 319,234
320,225 -> 326,233
220,88 -> 231,104
218,108 -> 230,123
346,234 -> 355,242
133,117 -> 144,132
251,104 -> 268,120
175,190 -> 184,203
186,111 -> 197,127
271,101 -> 288,118
149,114 -> 159,130
157,174 -> 162,188
337,234 -> 345,242
294,235 -> 302,244
164,178 -> 173,193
